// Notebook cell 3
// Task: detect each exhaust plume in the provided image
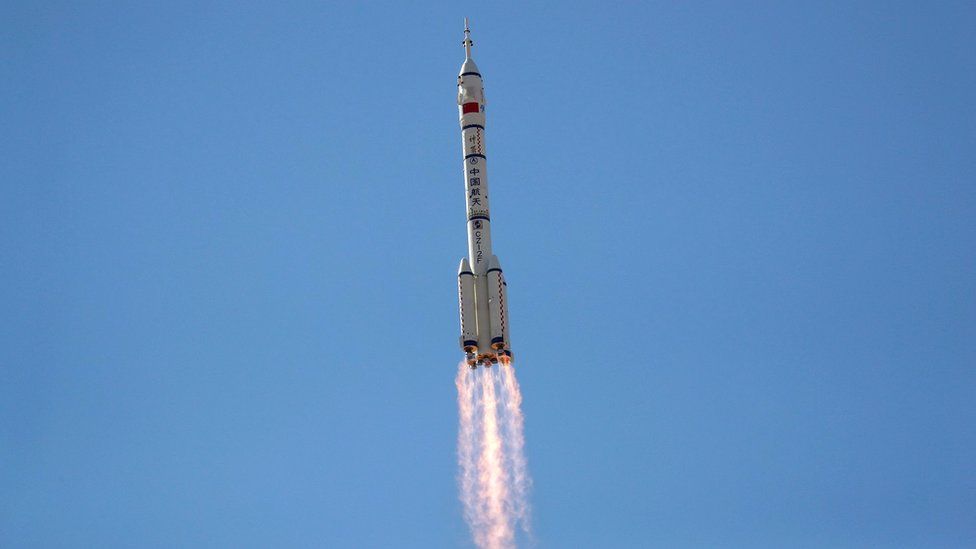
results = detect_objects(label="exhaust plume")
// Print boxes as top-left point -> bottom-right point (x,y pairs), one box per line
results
456,362 -> 532,549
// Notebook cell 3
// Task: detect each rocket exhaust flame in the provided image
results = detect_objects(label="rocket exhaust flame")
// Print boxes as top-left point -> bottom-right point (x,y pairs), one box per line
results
478,364 -> 511,548
499,365 -> 532,534
456,362 -> 532,549
456,362 -> 479,533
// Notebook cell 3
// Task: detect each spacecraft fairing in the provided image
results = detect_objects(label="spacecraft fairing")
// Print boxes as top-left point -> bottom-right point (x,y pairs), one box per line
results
456,19 -> 512,369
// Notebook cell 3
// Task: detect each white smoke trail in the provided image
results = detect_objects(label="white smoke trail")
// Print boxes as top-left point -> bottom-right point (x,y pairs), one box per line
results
456,362 -> 532,549
478,366 -> 511,548
499,365 -> 532,535
456,362 -> 479,533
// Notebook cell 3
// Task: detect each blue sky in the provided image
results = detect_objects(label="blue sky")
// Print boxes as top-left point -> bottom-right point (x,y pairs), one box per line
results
2,1 -> 974,547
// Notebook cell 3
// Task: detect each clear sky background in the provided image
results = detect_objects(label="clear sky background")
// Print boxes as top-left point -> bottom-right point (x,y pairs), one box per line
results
2,2 -> 974,547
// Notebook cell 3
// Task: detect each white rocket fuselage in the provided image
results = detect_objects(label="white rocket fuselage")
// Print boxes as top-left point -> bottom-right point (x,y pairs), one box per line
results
456,23 -> 511,369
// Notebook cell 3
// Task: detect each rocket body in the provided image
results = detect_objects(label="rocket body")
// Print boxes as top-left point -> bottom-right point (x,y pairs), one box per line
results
456,22 -> 512,369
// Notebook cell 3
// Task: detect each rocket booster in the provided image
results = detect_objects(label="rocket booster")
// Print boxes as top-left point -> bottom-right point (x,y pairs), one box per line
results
456,20 -> 512,369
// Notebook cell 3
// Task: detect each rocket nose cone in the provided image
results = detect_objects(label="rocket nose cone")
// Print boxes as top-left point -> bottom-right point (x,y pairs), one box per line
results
459,59 -> 480,76
458,258 -> 472,274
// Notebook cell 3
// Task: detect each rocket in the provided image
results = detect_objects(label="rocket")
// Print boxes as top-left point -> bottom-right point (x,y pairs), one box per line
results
456,19 -> 513,369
